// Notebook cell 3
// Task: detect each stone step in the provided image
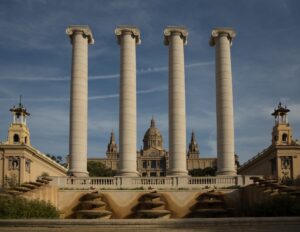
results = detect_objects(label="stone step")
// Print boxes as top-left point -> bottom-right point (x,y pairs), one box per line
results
137,209 -> 171,218
41,177 -> 53,181
76,210 -> 112,219
14,186 -> 31,192
6,190 -> 22,196
21,183 -> 37,189
142,192 -> 161,200
80,200 -> 107,209
36,179 -> 49,184
139,200 -> 165,209
80,192 -> 103,201
29,182 -> 43,187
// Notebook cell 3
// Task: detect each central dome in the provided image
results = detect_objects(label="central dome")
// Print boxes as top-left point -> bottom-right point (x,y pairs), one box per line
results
143,117 -> 163,150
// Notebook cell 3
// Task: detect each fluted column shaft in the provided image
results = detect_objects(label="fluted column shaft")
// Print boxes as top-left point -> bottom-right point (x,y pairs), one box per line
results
66,26 -> 94,177
210,28 -> 236,175
115,26 -> 140,176
164,27 -> 188,176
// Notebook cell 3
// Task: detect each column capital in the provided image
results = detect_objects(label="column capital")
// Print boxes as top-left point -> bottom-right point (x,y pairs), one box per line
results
209,28 -> 236,47
164,26 -> 188,46
115,25 -> 141,45
66,25 -> 95,44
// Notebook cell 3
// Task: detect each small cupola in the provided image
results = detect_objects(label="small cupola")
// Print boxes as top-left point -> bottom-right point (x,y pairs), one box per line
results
271,102 -> 292,146
7,96 -> 31,145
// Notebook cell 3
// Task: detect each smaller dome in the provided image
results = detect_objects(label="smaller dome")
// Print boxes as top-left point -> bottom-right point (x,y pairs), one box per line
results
143,117 -> 163,150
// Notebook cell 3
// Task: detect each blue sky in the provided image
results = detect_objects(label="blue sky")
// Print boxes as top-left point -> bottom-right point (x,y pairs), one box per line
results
0,0 -> 300,164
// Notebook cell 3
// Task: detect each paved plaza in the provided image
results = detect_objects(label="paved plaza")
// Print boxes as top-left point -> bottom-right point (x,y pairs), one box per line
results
0,218 -> 300,232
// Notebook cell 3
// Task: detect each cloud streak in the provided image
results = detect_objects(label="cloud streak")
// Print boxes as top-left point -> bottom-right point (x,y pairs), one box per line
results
0,61 -> 213,82
0,86 -> 168,102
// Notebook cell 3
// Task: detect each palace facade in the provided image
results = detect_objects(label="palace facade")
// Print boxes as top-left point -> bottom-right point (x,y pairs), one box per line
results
238,103 -> 300,182
89,118 -> 217,177
0,102 -> 67,188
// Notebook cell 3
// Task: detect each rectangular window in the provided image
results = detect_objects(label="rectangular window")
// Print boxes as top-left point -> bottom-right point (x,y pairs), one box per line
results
151,160 -> 156,169
143,160 -> 147,169
150,172 -> 157,177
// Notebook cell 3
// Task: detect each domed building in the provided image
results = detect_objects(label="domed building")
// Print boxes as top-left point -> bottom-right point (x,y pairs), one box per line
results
89,117 -> 218,177
137,117 -> 169,177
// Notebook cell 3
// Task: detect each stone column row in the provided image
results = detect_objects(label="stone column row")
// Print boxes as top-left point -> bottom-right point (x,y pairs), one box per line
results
66,25 -> 237,177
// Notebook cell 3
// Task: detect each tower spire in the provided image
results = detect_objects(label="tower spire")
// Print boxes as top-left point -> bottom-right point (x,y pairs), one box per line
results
187,131 -> 200,158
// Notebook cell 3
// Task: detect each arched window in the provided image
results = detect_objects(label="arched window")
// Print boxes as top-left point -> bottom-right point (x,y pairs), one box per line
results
24,136 -> 27,144
282,133 -> 288,143
13,134 -> 20,143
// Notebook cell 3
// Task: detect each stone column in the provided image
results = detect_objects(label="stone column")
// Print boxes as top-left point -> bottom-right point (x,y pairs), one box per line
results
66,25 -> 94,177
210,28 -> 236,175
164,26 -> 188,176
115,26 -> 141,176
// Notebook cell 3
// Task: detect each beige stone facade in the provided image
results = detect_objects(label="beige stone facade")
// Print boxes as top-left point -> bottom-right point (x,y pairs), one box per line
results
238,103 -> 300,182
0,102 -> 67,188
89,118 -> 217,176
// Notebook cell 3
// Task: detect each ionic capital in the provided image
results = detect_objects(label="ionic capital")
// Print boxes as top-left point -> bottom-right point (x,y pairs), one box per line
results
115,25 -> 141,45
66,25 -> 95,44
164,26 -> 188,46
209,28 -> 236,47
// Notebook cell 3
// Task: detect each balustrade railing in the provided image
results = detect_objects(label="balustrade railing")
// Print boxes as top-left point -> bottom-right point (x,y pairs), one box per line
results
50,175 -> 251,190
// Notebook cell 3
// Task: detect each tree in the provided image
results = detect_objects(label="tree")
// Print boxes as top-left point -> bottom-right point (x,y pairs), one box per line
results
87,161 -> 116,177
189,167 -> 217,177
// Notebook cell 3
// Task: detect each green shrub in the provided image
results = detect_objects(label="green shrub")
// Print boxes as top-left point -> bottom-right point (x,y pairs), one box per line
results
0,195 -> 59,219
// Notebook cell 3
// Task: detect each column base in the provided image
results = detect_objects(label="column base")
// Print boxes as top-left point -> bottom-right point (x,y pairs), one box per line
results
167,170 -> 189,177
117,171 -> 140,177
216,170 -> 237,176
68,170 -> 89,177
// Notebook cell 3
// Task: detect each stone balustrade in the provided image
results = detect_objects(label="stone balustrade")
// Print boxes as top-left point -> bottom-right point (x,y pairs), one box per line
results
50,175 -> 259,190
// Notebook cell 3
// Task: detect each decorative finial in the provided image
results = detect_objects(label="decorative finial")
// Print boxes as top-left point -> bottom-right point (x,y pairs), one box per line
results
19,95 -> 23,107
150,116 -> 155,128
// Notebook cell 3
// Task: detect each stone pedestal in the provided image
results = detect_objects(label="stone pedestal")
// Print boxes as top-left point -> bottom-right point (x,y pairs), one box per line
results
66,25 -> 94,177
164,26 -> 188,176
210,28 -> 236,175
115,26 -> 141,177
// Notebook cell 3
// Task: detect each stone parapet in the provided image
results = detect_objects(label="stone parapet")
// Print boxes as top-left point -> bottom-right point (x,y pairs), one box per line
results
50,175 -> 258,190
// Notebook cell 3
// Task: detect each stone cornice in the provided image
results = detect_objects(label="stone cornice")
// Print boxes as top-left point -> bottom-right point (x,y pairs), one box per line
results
0,144 -> 68,173
115,25 -> 141,45
209,28 -> 236,47
66,25 -> 95,44
164,26 -> 188,45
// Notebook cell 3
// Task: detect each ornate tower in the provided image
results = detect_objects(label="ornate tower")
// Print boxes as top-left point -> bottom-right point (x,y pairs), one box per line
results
143,117 -> 163,150
8,98 -> 31,145
271,102 -> 292,145
106,131 -> 118,159
187,131 -> 200,159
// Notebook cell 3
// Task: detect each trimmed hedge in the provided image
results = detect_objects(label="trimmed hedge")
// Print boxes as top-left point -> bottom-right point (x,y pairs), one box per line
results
0,195 -> 59,219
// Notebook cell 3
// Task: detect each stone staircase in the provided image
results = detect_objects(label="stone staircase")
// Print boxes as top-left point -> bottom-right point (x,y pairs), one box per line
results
75,192 -> 112,219
1,176 -> 52,197
134,191 -> 171,219
188,191 -> 233,218
250,176 -> 300,199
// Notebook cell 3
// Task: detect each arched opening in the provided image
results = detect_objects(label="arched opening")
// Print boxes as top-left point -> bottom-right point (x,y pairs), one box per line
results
282,133 -> 288,143
24,136 -> 27,144
13,134 -> 20,143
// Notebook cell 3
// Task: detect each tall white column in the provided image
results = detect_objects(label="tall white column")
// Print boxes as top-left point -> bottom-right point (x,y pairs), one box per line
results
115,26 -> 141,177
66,25 -> 94,177
164,27 -> 188,176
210,28 -> 237,175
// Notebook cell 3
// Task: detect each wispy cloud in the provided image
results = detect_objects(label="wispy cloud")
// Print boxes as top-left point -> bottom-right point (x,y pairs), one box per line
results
0,61 -> 213,82
0,86 -> 168,102
89,85 -> 167,100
